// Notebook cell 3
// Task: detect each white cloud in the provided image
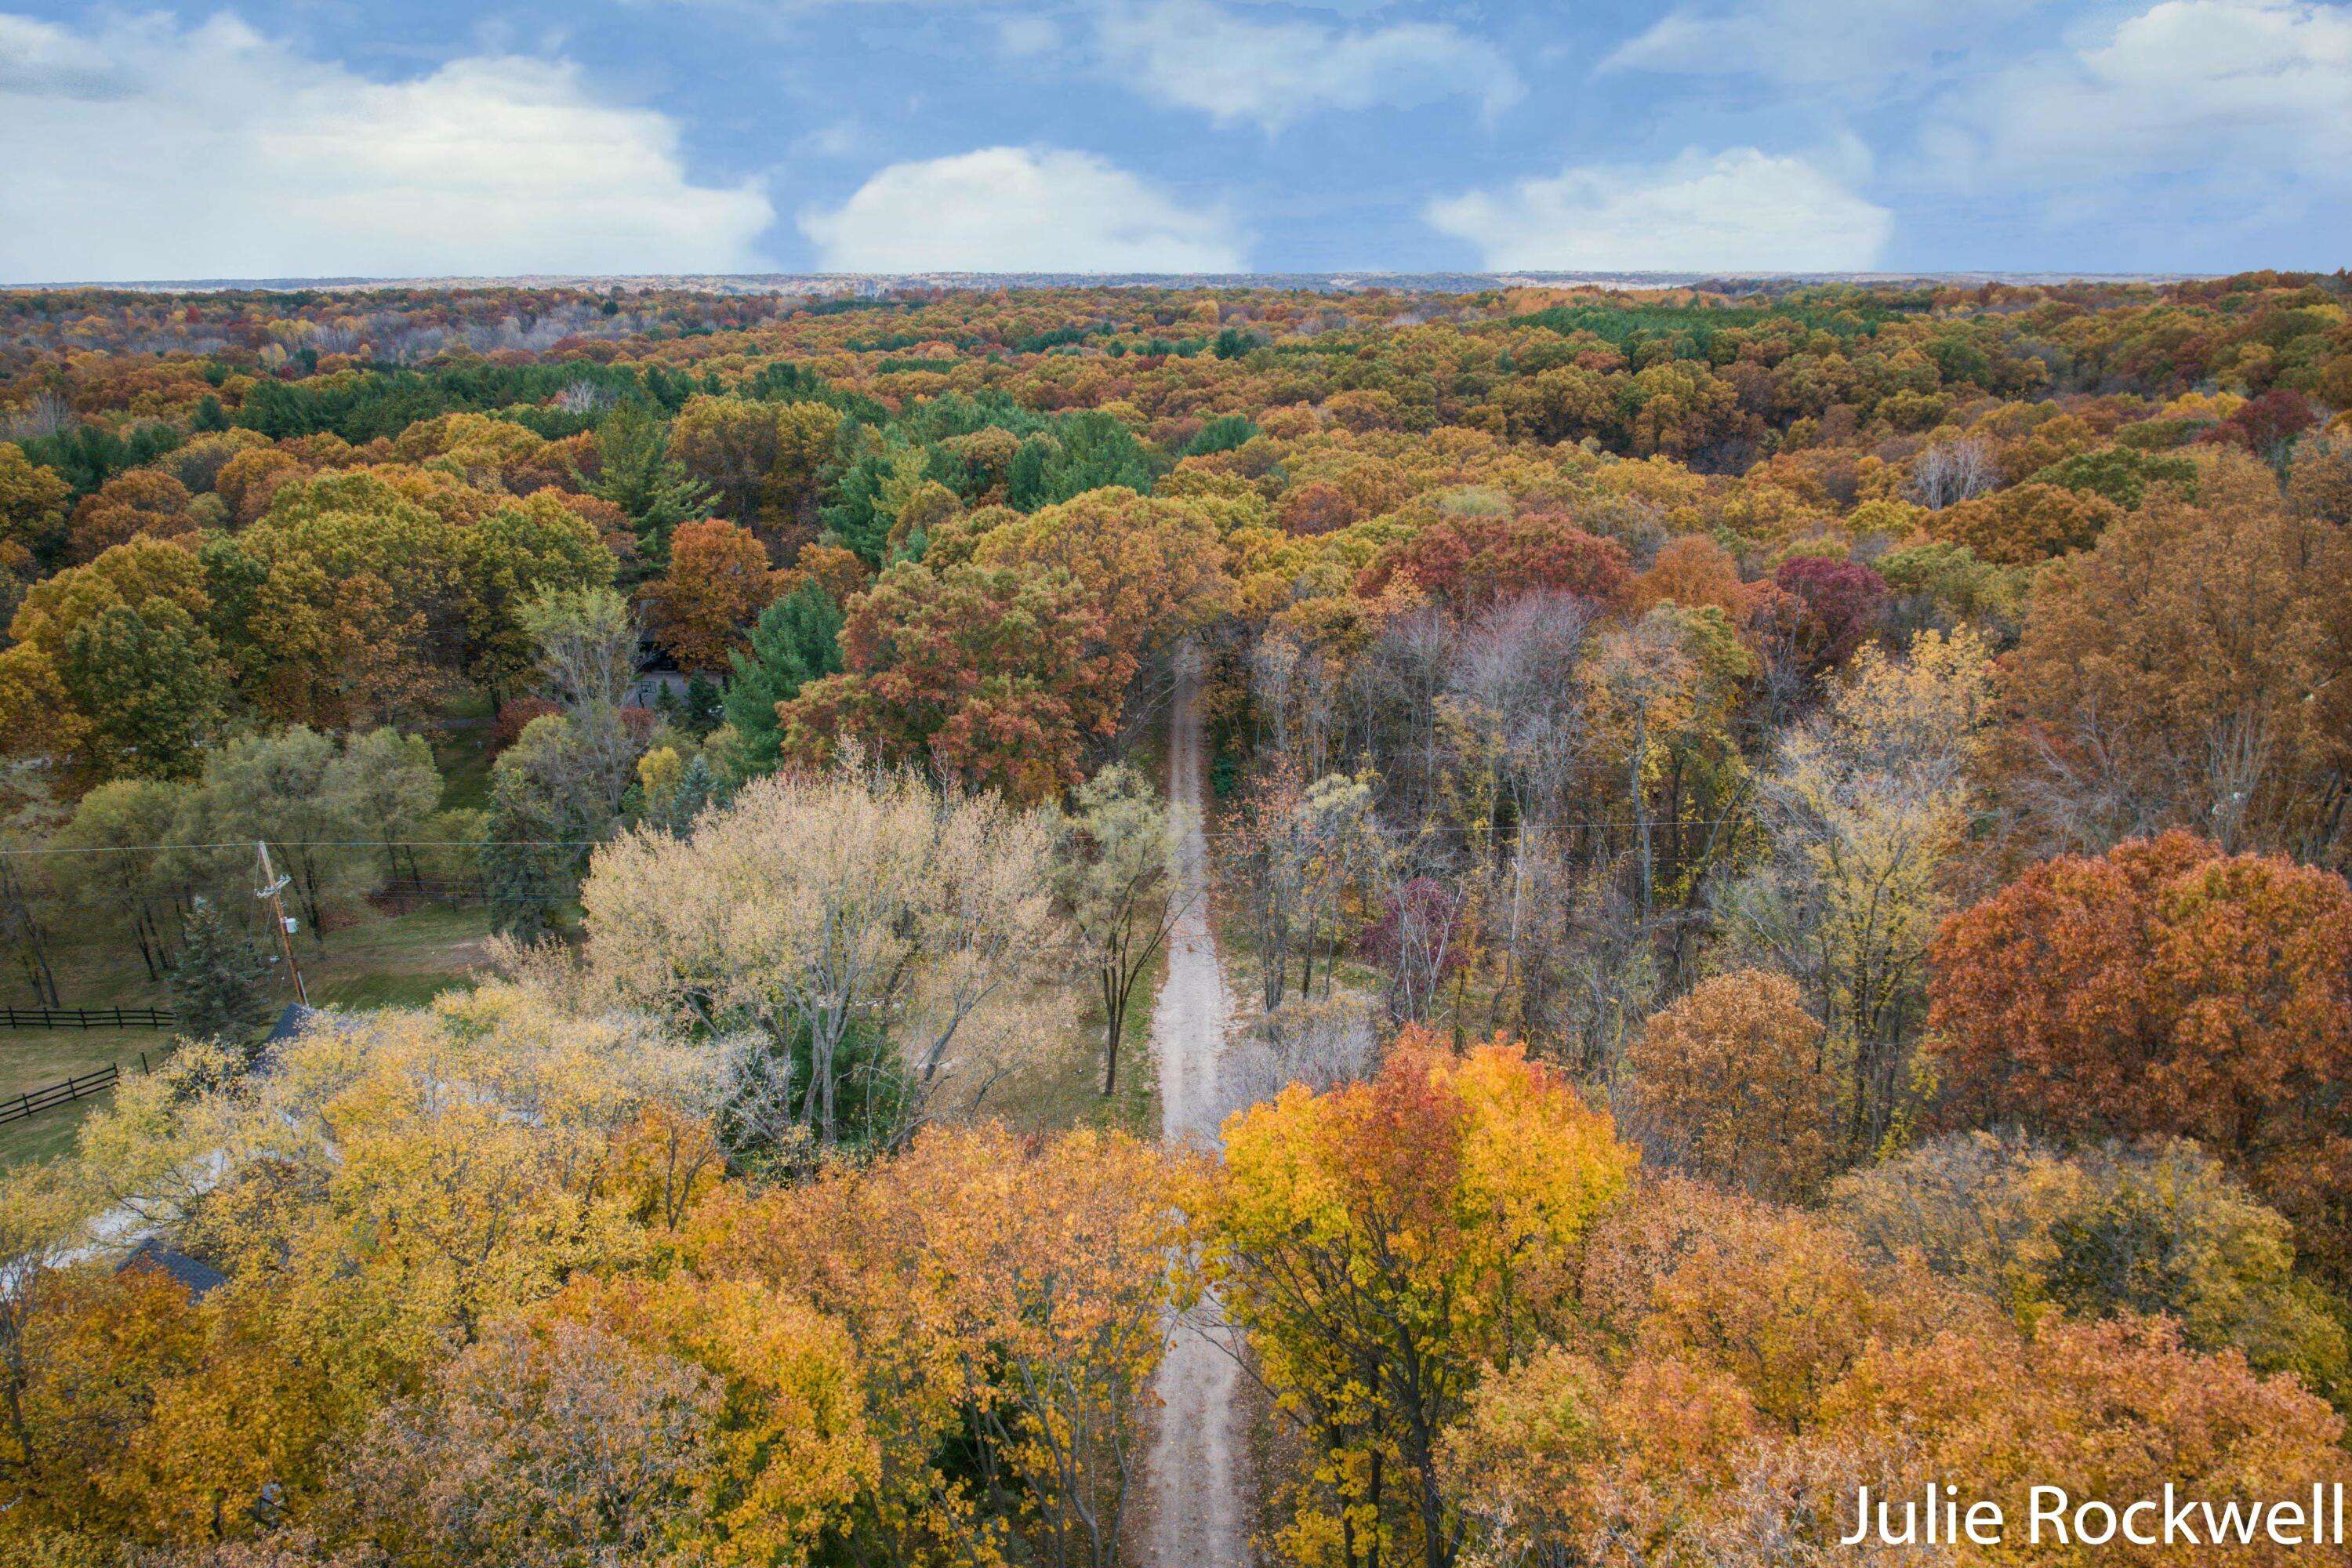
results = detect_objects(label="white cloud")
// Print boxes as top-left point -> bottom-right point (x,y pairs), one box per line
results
1096,0 -> 1520,132
1426,147 -> 1893,272
1603,0 -> 2056,85
800,147 -> 1247,271
1932,0 -> 2352,181
0,12 -> 774,282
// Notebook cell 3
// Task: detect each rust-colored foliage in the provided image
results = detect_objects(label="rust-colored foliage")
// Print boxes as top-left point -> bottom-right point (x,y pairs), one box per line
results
1929,831 -> 2352,1272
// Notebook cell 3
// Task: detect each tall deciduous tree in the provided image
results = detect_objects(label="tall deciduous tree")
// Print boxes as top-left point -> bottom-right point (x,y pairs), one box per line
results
57,777 -> 186,979
2000,454 -> 2352,864
457,492 -> 615,702
1624,969 -> 1835,1202
641,517 -> 775,673
169,726 -> 370,946
666,394 -> 838,534
971,485 -> 1233,670
1060,763 -> 1180,1094
583,763 -> 1067,1146
1830,1128 -> 2347,1393
2,537 -> 223,784
323,728 -> 445,891
224,471 -> 469,726
685,1123 -> 1187,1568
1209,1033 -> 1636,1568
516,583 -> 639,715
1720,627 -> 1994,1160
780,561 -> 1127,804
1929,829 -> 2352,1274
0,441 -> 71,572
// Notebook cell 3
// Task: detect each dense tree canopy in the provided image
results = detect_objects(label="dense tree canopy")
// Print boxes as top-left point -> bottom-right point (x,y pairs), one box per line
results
3,271 -> 2352,1568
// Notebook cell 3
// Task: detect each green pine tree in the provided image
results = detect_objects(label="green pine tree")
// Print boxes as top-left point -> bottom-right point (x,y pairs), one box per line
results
168,898 -> 273,1044
722,581 -> 844,775
583,401 -> 715,572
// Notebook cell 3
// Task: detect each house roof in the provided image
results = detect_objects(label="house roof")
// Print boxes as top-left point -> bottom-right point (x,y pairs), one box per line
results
116,1237 -> 227,1300
263,1003 -> 315,1044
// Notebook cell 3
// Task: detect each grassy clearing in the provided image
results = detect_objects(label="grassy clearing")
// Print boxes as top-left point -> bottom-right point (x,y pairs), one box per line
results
299,902 -> 495,1011
0,902 -> 495,1172
0,1098 -> 100,1170
986,724 -> 1174,1142
0,1025 -> 178,1172
17,900 -> 496,1020
431,688 -> 499,813
0,901 -> 492,1171
0,1020 -> 176,1166
0,1023 -> 170,1097
993,943 -> 1166,1140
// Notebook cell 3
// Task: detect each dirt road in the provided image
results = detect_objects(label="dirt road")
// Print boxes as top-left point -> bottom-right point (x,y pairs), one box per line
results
1144,670 -> 1252,1568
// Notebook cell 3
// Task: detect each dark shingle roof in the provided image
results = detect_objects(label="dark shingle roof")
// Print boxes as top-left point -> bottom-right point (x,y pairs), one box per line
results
116,1237 -> 227,1300
264,1003 -> 316,1044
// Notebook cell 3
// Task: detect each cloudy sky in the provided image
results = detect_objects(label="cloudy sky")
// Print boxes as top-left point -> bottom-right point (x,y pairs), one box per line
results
2,0 -> 2347,281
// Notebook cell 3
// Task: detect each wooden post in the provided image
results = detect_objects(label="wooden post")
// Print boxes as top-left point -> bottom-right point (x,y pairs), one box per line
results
256,841 -> 310,1008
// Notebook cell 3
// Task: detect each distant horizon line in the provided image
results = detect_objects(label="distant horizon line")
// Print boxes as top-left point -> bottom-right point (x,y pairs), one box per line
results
0,267 -> 2228,295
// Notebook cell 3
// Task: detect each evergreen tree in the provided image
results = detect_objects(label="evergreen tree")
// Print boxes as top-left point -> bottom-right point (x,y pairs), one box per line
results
721,581 -> 844,775
168,898 -> 272,1044
482,768 -> 571,942
583,401 -> 714,572
682,671 -> 724,735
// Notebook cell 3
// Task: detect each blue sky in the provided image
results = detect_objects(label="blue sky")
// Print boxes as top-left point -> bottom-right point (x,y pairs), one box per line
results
2,0 -> 2347,281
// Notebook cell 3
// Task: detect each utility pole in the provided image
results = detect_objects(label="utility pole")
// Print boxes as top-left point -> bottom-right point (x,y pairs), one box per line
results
255,840 -> 309,1008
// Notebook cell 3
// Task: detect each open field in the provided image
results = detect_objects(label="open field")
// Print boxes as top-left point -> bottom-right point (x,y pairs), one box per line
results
0,1023 -> 180,1170
0,903 -> 498,1170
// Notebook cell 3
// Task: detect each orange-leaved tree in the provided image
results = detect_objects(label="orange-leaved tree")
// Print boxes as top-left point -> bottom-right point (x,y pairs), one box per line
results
1624,968 -> 1836,1202
1928,830 -> 2352,1272
641,516 -> 775,673
681,1123 -> 1193,1568
779,559 -> 1127,804
971,485 -> 1233,666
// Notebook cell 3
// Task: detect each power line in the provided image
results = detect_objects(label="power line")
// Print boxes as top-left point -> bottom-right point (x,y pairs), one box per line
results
0,838 -> 614,858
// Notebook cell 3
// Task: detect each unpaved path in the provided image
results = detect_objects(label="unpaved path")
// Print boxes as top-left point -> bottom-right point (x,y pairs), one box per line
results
1144,670 -> 1251,1568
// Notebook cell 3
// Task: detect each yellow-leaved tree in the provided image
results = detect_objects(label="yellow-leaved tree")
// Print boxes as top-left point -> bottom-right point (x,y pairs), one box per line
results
682,1122 -> 1194,1568
1207,1031 -> 1637,1568
2,980 -> 721,1555
1719,626 -> 1995,1160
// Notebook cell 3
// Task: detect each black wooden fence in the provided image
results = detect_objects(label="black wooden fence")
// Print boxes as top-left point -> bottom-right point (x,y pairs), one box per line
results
0,1007 -> 177,1127
0,1005 -> 176,1030
0,1063 -> 124,1126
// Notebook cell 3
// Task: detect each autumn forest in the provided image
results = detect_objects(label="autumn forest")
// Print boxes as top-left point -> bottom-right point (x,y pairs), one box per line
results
4,272 -> 2352,1568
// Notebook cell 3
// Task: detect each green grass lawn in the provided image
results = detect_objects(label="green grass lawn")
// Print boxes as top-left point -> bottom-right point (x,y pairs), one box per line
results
0,1022 -> 169,1096
431,688 -> 499,813
0,1024 -> 178,1171
299,902 -> 495,1011
19,900 -> 495,1019
0,1097 -> 100,1170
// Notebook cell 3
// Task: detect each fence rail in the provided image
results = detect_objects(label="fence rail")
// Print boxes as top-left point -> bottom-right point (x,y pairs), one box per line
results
0,1008 -> 176,1127
0,1064 -> 122,1126
0,1005 -> 175,1030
